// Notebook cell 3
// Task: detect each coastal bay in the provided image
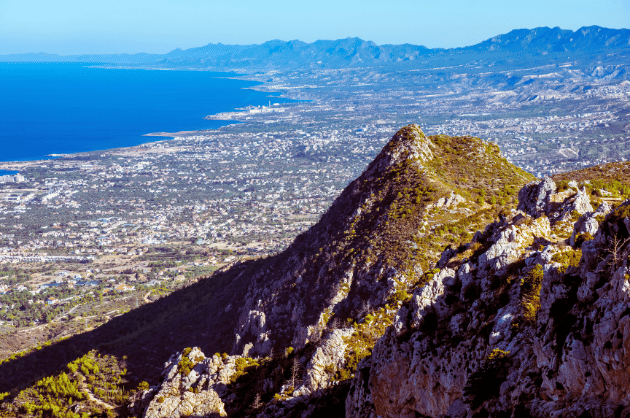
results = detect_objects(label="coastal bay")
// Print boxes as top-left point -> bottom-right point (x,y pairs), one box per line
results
0,63 -> 285,162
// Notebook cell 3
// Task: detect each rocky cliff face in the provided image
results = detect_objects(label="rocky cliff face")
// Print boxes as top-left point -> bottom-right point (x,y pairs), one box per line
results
138,348 -> 233,418
347,177 -> 630,417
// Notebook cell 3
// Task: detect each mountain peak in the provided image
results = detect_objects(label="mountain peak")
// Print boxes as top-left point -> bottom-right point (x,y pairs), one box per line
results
364,124 -> 432,178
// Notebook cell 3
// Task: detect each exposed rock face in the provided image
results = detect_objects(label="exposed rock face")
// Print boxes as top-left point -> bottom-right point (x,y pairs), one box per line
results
569,202 -> 612,246
477,214 -> 550,274
518,176 -> 557,217
561,186 -> 594,218
347,180 -> 630,417
293,328 -> 354,397
410,267 -> 456,329
427,192 -> 465,212
143,348 -> 235,418
518,177 -> 594,224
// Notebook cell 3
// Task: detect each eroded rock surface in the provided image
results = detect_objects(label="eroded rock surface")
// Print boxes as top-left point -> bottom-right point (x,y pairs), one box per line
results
348,181 -> 630,417
143,348 -> 234,418
293,328 -> 354,397
518,176 -> 557,217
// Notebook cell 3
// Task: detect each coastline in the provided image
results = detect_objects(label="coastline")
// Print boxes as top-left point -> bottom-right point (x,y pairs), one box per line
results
0,63 -> 290,167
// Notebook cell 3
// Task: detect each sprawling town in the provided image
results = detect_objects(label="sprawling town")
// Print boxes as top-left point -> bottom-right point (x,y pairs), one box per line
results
1,56 -> 629,354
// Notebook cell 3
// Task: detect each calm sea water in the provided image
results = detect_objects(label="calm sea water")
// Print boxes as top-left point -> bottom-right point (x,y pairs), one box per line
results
0,63 -> 284,162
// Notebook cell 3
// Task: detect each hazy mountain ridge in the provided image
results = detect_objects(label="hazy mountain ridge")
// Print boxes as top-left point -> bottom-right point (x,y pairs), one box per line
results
462,26 -> 630,54
2,26 -> 628,68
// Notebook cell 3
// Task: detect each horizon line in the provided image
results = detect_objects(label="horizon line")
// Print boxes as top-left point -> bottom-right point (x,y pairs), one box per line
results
2,25 -> 628,58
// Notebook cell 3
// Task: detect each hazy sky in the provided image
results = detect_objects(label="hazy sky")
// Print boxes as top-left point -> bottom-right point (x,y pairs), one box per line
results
1,0 -> 628,55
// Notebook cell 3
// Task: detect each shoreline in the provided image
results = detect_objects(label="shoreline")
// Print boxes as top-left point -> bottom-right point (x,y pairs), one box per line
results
0,64 -> 292,168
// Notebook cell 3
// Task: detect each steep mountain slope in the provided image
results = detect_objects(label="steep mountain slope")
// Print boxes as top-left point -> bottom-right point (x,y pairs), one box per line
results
131,126 -> 534,417
224,125 -> 534,360
0,125 -> 534,417
346,176 -> 630,417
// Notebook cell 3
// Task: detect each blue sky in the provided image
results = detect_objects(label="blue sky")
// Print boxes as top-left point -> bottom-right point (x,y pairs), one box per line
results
0,0 -> 628,55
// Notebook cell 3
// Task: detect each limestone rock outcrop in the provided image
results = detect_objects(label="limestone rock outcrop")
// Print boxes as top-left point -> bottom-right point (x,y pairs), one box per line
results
293,328 -> 354,397
347,180 -> 630,417
569,201 -> 612,246
518,176 -> 557,217
143,348 -> 235,418
518,177 -> 595,223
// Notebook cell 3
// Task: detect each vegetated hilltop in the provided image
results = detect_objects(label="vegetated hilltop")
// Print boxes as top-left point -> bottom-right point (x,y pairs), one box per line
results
0,125 -> 533,417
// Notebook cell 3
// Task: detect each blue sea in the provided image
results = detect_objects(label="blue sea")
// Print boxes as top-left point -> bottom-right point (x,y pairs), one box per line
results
0,63 -> 285,162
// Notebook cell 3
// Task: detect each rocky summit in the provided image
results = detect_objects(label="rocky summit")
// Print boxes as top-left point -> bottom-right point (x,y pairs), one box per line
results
4,125 -> 630,418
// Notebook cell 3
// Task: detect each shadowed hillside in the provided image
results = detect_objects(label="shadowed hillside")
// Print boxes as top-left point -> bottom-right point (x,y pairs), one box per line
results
0,257 -> 266,395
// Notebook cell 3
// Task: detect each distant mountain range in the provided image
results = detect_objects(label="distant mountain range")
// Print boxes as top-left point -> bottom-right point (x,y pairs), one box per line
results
2,26 -> 629,69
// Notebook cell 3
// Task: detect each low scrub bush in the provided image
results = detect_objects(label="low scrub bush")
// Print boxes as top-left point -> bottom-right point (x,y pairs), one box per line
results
520,264 -> 543,324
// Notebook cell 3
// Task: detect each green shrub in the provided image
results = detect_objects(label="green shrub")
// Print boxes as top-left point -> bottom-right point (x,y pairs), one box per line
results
551,249 -> 582,273
570,210 -> 581,222
178,356 -> 194,376
390,288 -> 410,303
520,264 -> 543,324
574,232 -> 594,248
425,268 -> 440,281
